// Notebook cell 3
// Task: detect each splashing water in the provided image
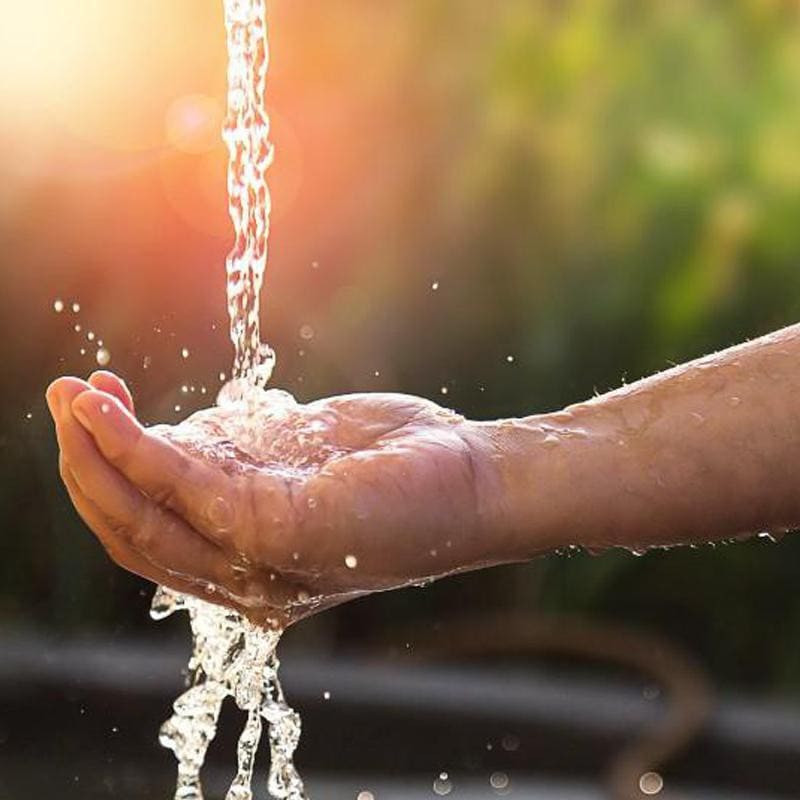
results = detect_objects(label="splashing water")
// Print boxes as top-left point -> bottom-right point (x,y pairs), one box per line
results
151,2 -> 307,799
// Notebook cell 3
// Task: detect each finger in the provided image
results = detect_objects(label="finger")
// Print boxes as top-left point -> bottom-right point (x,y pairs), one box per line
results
46,375 -> 92,425
70,389 -> 239,544
54,390 -> 242,596
60,456 -> 294,627
60,454 -> 181,589
88,370 -> 134,414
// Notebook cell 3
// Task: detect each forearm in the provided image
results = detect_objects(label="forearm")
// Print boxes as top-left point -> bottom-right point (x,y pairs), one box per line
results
485,323 -> 800,558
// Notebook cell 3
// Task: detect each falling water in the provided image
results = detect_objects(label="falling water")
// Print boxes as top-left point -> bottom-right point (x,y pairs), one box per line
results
151,2 -> 307,799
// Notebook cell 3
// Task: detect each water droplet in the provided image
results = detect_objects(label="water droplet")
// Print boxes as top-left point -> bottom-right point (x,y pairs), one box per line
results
181,347 -> 190,359
25,411 -> 33,420
345,554 -> 358,569
323,691 -> 331,700
440,386 -> 449,395
74,324 -> 82,333
174,404 -> 182,413
100,403 -> 111,415
79,348 -> 86,356
643,685 -> 661,701
433,773 -> 452,796
142,355 -> 152,370
501,734 -> 520,752
95,347 -> 111,367
87,331 -> 95,341
429,549 -> 438,558
490,772 -> 509,791
299,324 -> 315,341
53,299 -> 64,313
207,496 -> 234,531
181,385 -> 189,394
71,302 -> 80,313
506,355 -> 515,363
307,497 -> 318,510
431,281 -> 440,291
219,371 -> 227,382
356,792 -> 374,800
639,771 -> 664,795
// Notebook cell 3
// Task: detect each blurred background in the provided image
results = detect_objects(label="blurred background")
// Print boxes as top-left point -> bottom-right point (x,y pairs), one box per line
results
2,0 -> 800,798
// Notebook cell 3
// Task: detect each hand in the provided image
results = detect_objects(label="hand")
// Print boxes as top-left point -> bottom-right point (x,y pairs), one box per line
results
47,372 -> 507,628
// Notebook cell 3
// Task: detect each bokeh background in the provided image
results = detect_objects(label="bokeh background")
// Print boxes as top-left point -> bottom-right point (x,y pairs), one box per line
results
2,1 -> 800,798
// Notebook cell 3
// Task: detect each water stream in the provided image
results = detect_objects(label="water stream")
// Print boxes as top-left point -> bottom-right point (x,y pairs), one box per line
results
151,2 -> 307,798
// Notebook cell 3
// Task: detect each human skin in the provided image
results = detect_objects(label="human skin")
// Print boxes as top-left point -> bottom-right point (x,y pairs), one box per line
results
46,323 -> 800,627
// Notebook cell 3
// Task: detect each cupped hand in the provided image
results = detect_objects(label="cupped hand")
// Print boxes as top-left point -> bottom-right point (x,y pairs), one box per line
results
47,372 -> 507,628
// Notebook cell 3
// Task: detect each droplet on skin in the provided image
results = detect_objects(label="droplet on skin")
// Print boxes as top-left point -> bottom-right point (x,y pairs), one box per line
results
181,385 -> 189,394
174,405 -> 181,413
74,324 -> 82,333
323,691 -> 331,700
25,412 -> 33,420
440,386 -> 449,395
299,324 -> 314,340
506,355 -> 515,363
96,347 -> 111,367
100,403 -> 111,414
345,554 -> 358,569
431,281 -> 439,291
181,347 -> 190,359
53,299 -> 64,313
356,792 -> 374,800
71,302 -> 80,313
87,331 -> 95,341
207,496 -> 235,531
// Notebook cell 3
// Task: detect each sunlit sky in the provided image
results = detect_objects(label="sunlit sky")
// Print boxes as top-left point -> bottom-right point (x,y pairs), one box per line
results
0,1 -> 224,152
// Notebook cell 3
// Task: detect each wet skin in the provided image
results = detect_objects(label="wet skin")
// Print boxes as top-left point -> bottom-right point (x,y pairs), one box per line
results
47,322 -> 800,627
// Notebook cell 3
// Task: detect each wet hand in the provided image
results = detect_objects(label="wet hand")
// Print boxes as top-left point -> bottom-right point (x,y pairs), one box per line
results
46,372 -> 506,628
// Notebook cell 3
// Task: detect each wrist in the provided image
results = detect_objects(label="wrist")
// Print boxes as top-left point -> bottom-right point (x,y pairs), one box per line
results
475,405 -> 611,561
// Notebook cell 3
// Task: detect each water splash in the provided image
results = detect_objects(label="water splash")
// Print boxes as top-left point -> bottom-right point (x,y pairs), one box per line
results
152,2 -> 306,798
